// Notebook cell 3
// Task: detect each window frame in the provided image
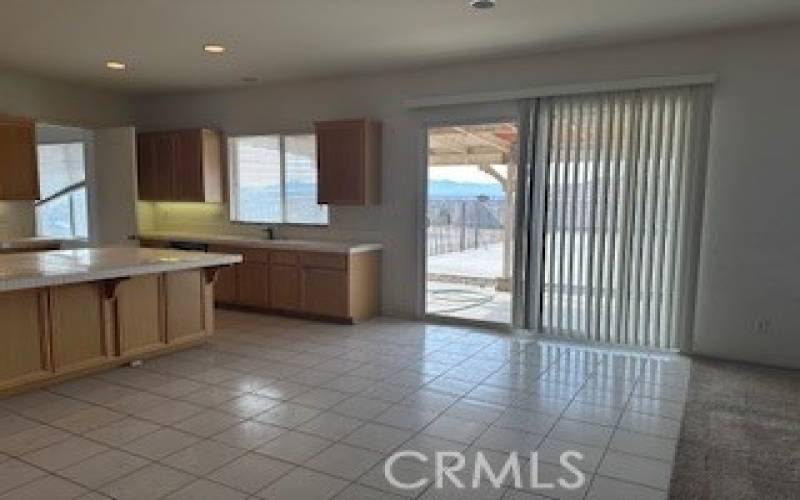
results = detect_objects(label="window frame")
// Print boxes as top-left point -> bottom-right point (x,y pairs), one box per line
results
227,132 -> 329,226
34,141 -> 89,240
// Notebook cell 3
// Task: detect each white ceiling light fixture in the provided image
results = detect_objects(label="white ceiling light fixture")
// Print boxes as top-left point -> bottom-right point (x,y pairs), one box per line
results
203,43 -> 226,54
105,60 -> 126,70
469,0 -> 496,9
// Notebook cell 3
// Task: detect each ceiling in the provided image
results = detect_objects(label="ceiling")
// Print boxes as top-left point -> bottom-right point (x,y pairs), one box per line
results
1,0 -> 799,94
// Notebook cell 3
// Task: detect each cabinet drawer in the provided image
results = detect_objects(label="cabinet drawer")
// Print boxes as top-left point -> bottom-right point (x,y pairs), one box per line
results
301,252 -> 347,270
241,248 -> 270,264
270,251 -> 298,265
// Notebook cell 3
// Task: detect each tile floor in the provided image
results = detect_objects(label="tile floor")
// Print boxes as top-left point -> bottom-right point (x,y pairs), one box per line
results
0,309 -> 691,499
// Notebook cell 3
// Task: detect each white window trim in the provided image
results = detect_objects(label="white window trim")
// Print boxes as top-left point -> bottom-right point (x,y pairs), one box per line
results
227,133 -> 329,226
35,141 -> 89,239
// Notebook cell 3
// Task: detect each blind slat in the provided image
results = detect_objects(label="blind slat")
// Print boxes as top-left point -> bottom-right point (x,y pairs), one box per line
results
538,85 -> 710,349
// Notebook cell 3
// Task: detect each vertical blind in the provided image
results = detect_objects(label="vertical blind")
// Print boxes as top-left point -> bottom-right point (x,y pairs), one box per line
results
534,85 -> 711,349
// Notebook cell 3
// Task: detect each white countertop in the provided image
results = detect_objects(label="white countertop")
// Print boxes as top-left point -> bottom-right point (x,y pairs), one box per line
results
0,237 -> 67,251
139,231 -> 383,254
0,247 -> 242,292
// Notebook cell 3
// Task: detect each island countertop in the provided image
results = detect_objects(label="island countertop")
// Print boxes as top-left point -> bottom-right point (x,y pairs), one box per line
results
138,231 -> 383,254
0,247 -> 242,292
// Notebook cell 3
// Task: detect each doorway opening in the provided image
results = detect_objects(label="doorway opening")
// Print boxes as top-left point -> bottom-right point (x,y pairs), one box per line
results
425,121 -> 519,325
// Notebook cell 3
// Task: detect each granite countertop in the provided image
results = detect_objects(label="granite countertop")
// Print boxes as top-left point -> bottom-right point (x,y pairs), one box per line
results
0,247 -> 242,292
0,237 -> 67,250
138,231 -> 383,254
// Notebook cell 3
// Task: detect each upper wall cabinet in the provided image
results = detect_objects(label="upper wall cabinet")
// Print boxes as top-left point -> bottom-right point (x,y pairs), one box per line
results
0,117 -> 39,200
137,129 -> 222,202
315,119 -> 381,206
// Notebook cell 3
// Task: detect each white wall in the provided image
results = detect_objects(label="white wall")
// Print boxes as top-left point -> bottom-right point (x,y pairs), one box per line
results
0,68 -> 133,239
134,24 -> 800,368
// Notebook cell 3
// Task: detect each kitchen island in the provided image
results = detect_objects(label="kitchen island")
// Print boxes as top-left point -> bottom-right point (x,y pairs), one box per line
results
0,247 -> 241,395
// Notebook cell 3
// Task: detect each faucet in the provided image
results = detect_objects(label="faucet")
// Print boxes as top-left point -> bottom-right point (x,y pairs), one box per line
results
262,226 -> 276,240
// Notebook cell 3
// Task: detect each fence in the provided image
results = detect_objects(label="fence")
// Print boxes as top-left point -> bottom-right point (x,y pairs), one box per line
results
427,199 -> 507,256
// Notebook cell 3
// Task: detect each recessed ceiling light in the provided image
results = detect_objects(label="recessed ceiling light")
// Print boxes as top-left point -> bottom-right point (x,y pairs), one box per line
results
203,44 -> 226,54
469,0 -> 496,8
105,61 -> 126,70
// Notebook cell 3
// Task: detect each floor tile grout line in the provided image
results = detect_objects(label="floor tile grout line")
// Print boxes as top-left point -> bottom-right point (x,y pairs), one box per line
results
1,314 -> 691,500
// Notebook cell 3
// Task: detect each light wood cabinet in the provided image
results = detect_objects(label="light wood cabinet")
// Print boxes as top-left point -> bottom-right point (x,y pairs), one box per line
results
238,262 -> 269,308
116,275 -> 164,357
214,263 -> 238,304
144,240 -> 381,323
302,267 -> 349,317
50,283 -> 112,373
0,290 -> 51,390
137,129 -> 222,202
0,117 -> 39,200
0,268 -> 216,396
269,261 -> 302,312
165,270 -> 208,345
315,119 -> 381,206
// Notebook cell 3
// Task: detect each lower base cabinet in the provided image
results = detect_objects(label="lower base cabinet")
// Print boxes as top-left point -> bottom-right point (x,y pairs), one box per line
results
0,290 -> 50,390
214,264 -> 238,304
237,262 -> 269,308
0,268 -> 214,396
269,263 -> 302,311
165,270 -> 208,345
208,245 -> 381,323
302,267 -> 349,317
116,275 -> 164,356
50,283 -> 111,373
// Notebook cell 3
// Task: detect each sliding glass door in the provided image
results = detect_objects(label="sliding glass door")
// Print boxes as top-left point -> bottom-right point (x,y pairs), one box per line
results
424,121 -> 519,325
522,85 -> 712,349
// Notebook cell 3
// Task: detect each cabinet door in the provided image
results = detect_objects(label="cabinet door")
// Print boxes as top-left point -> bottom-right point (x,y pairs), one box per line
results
302,268 -> 349,318
237,262 -> 268,308
155,133 -> 178,200
0,290 -> 50,390
50,283 -> 110,373
0,119 -> 39,200
175,130 -> 204,201
165,270 -> 206,344
316,120 -> 365,205
269,264 -> 301,311
117,275 -> 164,356
214,265 -> 239,304
136,134 -> 159,200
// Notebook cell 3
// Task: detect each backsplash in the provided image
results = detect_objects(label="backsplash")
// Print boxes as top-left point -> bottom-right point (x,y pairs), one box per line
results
137,201 -> 383,243
0,201 -> 35,239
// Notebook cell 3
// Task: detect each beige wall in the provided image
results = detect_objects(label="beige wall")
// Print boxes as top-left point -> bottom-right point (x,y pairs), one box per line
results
131,23 -> 800,368
0,68 -> 133,238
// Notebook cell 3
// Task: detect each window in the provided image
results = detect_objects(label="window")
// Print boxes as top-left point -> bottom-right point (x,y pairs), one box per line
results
35,142 -> 88,239
229,134 -> 328,225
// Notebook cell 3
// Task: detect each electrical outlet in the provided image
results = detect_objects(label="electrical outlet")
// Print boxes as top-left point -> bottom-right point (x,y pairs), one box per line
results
754,317 -> 771,334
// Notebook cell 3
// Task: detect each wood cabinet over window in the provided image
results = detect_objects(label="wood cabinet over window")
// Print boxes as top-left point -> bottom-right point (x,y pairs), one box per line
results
137,128 -> 222,202
315,119 -> 381,206
0,116 -> 39,200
